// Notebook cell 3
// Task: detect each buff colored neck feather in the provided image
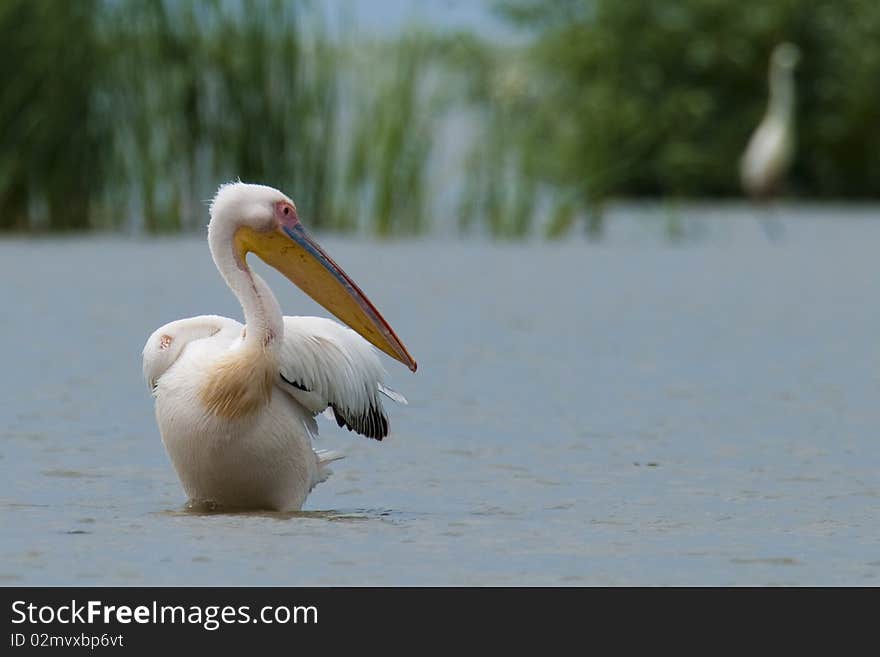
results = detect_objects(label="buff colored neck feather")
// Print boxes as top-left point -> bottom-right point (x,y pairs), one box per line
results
200,222 -> 284,420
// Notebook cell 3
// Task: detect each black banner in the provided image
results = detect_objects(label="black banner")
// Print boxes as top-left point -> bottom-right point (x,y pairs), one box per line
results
0,587 -> 862,651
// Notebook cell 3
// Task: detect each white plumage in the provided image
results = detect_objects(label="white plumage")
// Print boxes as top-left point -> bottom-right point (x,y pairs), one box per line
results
277,316 -> 399,437
741,43 -> 800,199
142,182 -> 415,511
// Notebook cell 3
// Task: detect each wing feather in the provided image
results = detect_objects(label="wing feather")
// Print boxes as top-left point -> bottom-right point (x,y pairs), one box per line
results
276,316 -> 404,440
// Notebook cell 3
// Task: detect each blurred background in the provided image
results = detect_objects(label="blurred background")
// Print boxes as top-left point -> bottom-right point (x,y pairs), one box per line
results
2,0 -> 878,238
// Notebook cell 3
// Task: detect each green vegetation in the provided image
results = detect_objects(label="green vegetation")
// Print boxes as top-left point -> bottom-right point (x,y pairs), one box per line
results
1,0 -> 878,237
487,0 -> 880,236
0,0 -> 104,230
0,0 -> 434,234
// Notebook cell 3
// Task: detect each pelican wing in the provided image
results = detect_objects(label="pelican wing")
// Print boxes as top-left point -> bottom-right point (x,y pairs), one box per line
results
143,315 -> 243,391
276,316 -> 406,440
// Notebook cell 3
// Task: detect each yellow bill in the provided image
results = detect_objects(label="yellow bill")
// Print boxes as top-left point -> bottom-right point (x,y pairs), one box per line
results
235,224 -> 417,372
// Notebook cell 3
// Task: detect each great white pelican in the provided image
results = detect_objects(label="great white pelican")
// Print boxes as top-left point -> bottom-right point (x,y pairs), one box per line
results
142,182 -> 416,511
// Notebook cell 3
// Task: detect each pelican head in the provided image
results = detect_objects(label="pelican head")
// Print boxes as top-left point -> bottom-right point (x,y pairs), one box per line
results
208,182 -> 417,372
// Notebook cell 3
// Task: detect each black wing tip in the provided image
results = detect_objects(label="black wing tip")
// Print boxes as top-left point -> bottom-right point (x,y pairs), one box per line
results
331,404 -> 388,441
282,371 -> 389,440
279,372 -> 311,392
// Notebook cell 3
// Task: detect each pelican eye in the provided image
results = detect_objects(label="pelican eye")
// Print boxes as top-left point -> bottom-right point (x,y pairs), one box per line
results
275,201 -> 297,223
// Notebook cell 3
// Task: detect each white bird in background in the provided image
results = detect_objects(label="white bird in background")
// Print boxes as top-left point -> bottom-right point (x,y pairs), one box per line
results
142,182 -> 417,511
740,43 -> 801,238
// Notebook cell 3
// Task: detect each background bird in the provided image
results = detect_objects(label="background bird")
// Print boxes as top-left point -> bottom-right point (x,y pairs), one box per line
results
741,42 -> 801,240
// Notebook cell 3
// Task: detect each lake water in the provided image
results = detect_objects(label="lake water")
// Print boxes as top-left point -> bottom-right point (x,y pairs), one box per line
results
1,205 -> 879,585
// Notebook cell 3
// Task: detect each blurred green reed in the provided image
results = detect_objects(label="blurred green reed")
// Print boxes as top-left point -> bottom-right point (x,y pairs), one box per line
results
2,0 -> 879,238
335,34 -> 436,237
0,0 -> 104,231
99,0 -> 341,233
0,0 -> 437,235
457,51 -> 536,239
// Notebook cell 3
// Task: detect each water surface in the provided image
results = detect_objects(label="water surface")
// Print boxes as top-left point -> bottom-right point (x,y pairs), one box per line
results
1,206 -> 879,585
